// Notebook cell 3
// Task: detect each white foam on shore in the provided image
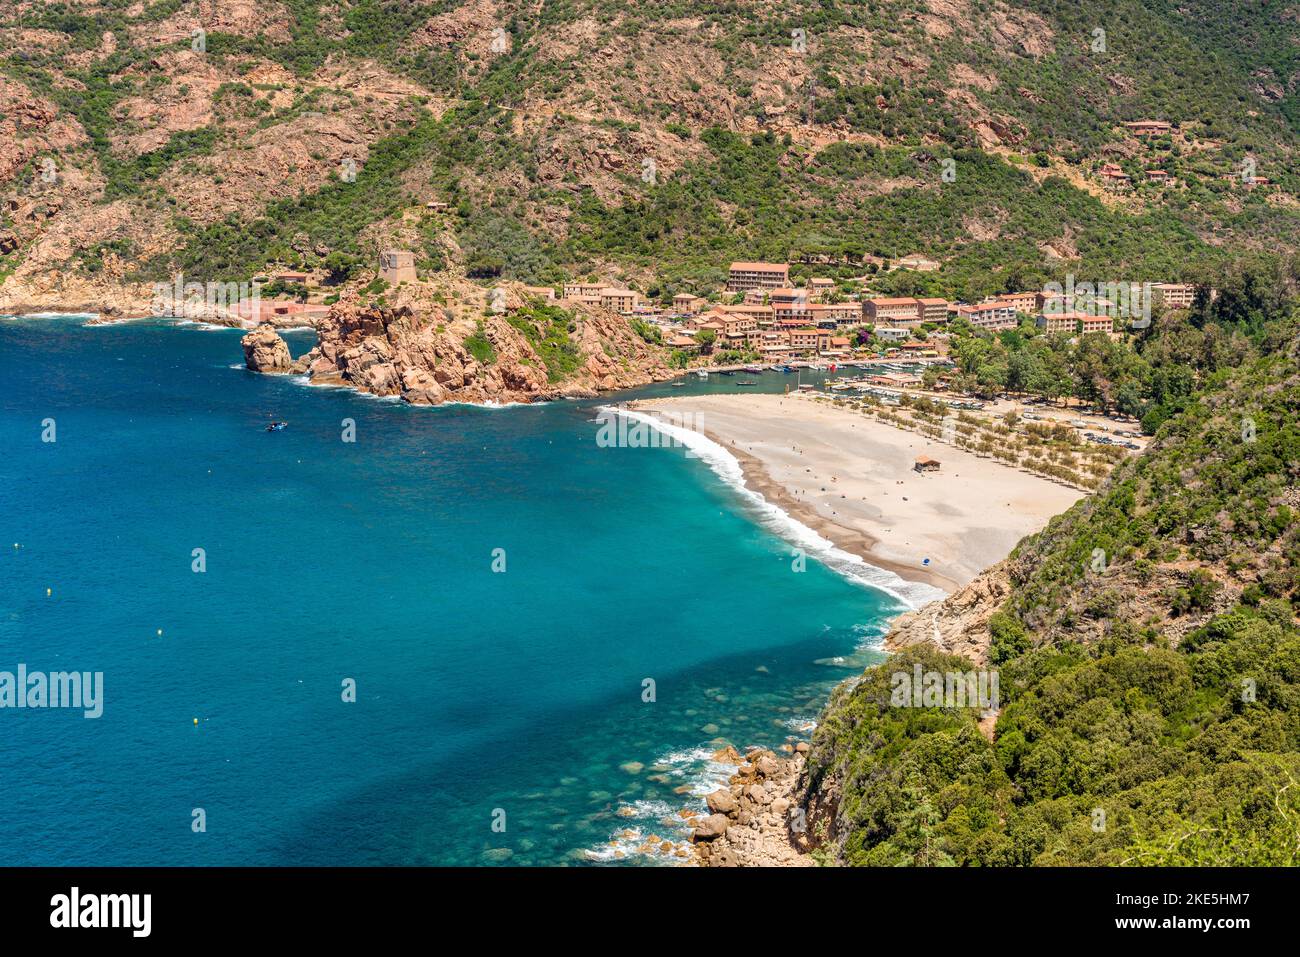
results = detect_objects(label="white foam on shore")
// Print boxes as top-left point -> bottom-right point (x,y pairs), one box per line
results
605,407 -> 946,610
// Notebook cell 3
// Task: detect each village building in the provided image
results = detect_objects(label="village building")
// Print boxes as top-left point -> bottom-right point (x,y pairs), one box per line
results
521,285 -> 556,301
993,292 -> 1039,314
756,331 -> 794,358
599,288 -> 639,315
1080,315 -> 1114,335
672,293 -> 707,315
822,336 -> 852,356
898,341 -> 939,357
719,312 -> 759,340
727,261 -> 790,292
563,282 -> 604,300
914,455 -> 941,473
917,297 -> 950,324
809,303 -> 861,328
274,270 -> 311,285
716,303 -> 776,326
1036,311 -> 1087,335
1099,162 -> 1131,189
379,250 -> 416,285
868,372 -> 923,388
788,328 -> 829,353
954,300 -> 1019,331
1151,282 -> 1199,309
809,277 -> 837,298
864,297 -> 922,327
873,327 -> 913,343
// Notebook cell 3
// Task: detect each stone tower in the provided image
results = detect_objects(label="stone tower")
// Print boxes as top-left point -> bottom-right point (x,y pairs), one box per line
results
379,249 -> 416,285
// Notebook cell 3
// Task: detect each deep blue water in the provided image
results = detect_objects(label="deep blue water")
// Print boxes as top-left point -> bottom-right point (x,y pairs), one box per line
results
0,316 -> 903,865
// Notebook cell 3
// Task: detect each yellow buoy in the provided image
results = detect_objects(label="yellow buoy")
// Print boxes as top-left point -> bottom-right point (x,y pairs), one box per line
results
157,629 -> 163,637
193,718 -> 199,725
46,587 -> 51,597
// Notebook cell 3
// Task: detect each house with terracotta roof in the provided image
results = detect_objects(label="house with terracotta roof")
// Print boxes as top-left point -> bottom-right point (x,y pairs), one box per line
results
1099,163 -> 1131,189
993,292 -> 1039,315
955,300 -> 1019,331
1080,315 -> 1114,335
917,297 -> 950,323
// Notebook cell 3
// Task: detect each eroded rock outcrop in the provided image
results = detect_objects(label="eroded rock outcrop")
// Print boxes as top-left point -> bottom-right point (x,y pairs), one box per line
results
290,292 -> 674,405
882,559 -> 1013,664
241,323 -> 294,373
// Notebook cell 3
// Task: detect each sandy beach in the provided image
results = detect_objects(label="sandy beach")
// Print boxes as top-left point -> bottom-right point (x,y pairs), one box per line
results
631,393 -> 1085,594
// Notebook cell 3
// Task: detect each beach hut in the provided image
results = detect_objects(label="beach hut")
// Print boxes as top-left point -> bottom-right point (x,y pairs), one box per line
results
914,455 -> 941,473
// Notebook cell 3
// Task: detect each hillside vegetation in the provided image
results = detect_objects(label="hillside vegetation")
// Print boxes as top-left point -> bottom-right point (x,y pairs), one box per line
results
801,312 -> 1300,865
4,0 -> 1300,307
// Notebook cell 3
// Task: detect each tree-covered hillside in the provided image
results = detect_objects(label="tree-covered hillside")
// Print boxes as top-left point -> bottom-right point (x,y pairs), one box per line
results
801,311 -> 1300,865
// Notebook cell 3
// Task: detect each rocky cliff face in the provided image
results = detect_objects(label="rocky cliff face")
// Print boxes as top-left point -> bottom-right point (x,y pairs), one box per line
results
281,289 -> 674,405
881,560 -> 1012,664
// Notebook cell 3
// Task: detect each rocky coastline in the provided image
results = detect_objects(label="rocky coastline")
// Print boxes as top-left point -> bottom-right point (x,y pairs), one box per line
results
687,744 -> 815,866
242,285 -> 677,405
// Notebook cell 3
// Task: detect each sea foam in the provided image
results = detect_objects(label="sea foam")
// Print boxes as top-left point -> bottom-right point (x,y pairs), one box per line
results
603,407 -> 946,610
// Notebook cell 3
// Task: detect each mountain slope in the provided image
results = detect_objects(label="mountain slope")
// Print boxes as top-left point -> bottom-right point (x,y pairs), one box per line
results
4,0 -> 1300,311
799,319 -> 1300,865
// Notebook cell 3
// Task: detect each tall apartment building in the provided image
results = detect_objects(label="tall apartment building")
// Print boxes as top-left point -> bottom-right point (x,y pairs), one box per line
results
1151,283 -> 1198,309
727,261 -> 790,292
954,300 -> 1018,331
863,297 -> 922,327
599,288 -> 638,314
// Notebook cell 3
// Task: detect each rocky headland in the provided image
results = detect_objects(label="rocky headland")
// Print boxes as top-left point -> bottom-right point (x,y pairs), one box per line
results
242,282 -> 676,405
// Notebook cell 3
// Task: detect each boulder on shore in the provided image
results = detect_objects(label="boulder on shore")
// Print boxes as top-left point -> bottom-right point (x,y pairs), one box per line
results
241,323 -> 293,373
706,789 -> 738,815
690,814 -> 730,842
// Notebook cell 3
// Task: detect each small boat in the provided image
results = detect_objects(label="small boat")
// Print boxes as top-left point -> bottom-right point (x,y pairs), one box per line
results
781,365 -> 795,374
719,369 -> 736,376
695,370 -> 709,379
742,365 -> 763,374
265,421 -> 288,432
737,380 -> 758,386
671,381 -> 686,387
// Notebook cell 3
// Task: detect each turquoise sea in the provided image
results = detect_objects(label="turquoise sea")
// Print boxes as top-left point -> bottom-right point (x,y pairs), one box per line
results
0,315 -> 924,865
